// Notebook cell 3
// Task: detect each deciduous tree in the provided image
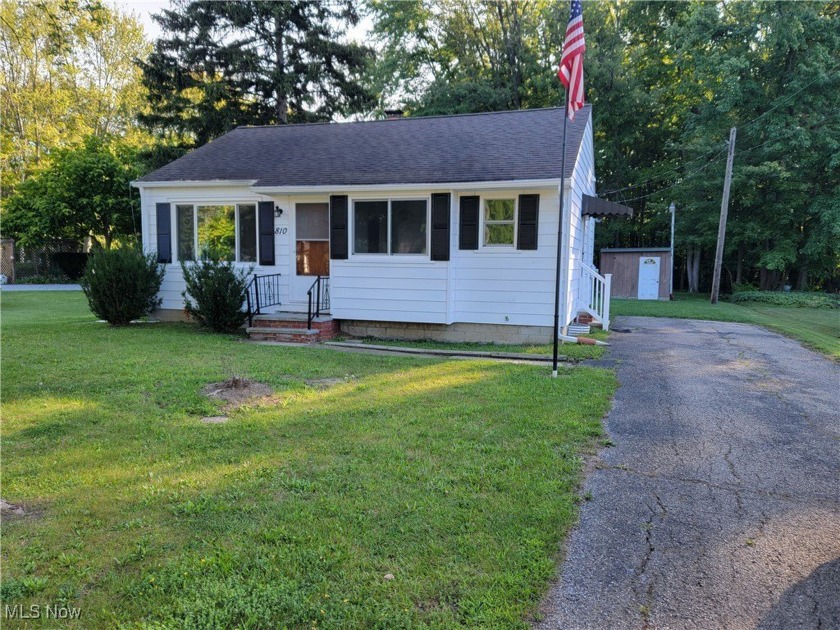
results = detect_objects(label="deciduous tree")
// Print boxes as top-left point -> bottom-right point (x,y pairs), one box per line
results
3,136 -> 140,248
0,0 -> 148,192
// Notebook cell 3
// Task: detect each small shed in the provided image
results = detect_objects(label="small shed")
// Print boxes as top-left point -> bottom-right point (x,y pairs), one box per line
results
600,247 -> 672,300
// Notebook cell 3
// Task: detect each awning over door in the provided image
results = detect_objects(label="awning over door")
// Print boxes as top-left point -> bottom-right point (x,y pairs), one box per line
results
582,195 -> 633,218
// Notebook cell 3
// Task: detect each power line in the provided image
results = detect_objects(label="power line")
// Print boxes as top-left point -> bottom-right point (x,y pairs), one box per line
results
600,65 -> 840,200
600,145 -> 727,197
740,61 -> 840,132
600,147 -> 726,196
602,105 -> 840,205
609,152 -> 729,205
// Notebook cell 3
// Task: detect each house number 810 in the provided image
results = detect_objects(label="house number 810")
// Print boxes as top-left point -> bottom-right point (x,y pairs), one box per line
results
274,227 -> 288,235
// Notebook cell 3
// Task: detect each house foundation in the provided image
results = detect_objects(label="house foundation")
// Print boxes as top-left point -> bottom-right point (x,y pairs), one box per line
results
341,320 -> 553,345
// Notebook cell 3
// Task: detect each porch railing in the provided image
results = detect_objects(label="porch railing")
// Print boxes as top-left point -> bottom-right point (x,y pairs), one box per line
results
307,276 -> 330,329
579,262 -> 612,331
245,273 -> 283,327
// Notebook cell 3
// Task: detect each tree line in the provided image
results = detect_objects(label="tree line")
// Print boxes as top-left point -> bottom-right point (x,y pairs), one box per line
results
2,0 -> 838,291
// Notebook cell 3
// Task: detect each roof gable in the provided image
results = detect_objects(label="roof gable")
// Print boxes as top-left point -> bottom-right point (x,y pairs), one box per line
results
138,106 -> 592,187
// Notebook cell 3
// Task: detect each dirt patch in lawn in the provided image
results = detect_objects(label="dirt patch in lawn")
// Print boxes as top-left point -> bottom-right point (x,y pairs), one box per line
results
0,498 -> 40,521
203,377 -> 275,410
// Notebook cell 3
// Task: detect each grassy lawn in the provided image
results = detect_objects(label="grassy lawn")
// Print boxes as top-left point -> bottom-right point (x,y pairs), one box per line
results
350,329 -> 610,361
0,291 -> 616,629
612,293 -> 839,359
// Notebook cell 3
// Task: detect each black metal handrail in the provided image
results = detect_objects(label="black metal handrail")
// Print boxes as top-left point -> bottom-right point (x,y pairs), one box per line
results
245,273 -> 283,327
307,276 -> 330,329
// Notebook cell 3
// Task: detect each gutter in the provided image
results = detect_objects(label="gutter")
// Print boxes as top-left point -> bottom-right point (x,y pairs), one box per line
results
249,178 -> 566,195
131,178 -> 571,195
131,179 -> 258,189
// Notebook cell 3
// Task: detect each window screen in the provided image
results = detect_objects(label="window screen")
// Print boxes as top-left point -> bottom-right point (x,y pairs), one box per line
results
354,201 -> 388,254
296,203 -> 330,240
238,204 -> 257,262
176,204 -> 195,261
391,200 -> 427,254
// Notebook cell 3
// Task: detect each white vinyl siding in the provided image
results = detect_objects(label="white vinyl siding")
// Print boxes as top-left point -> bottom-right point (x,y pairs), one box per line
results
567,116 -> 597,324
452,189 -> 560,327
141,185 -> 291,312
332,191 -> 445,323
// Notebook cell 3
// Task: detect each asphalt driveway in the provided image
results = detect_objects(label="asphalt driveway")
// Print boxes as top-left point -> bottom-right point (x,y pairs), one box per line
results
538,317 -> 840,630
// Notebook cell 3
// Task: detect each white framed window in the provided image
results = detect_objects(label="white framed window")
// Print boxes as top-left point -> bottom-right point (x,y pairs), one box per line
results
174,203 -> 258,262
352,198 -> 429,256
483,198 -> 517,247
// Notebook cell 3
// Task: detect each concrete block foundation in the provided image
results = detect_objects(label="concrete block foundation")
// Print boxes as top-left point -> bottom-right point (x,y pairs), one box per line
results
340,320 -> 553,345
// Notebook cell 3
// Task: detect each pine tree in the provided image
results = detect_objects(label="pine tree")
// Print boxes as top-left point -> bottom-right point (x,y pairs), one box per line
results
138,0 -> 374,146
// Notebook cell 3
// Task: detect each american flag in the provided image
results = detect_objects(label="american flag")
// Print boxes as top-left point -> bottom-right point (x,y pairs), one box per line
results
558,0 -> 586,120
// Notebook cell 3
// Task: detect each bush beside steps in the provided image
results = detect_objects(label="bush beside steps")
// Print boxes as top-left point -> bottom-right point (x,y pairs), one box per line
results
181,259 -> 251,333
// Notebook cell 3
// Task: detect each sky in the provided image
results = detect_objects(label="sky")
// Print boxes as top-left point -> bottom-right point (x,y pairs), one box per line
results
109,0 -> 168,41
108,0 -> 373,45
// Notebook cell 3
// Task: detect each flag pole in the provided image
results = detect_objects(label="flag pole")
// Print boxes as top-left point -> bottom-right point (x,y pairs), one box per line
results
552,90 -> 570,378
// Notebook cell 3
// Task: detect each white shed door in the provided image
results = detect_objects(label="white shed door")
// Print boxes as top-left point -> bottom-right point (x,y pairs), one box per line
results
638,257 -> 660,300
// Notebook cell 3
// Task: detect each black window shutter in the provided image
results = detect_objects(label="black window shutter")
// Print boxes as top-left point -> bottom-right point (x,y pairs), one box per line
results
459,195 -> 479,250
517,194 -> 540,250
430,193 -> 451,261
155,203 -> 171,263
258,201 -> 275,265
330,195 -> 349,260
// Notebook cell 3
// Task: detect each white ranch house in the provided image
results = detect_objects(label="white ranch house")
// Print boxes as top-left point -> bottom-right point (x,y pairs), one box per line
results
133,106 -> 629,344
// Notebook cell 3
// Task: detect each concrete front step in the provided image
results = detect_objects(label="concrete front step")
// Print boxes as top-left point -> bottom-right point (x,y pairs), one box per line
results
253,320 -> 338,331
246,310 -> 340,342
247,327 -> 329,344
251,313 -> 338,332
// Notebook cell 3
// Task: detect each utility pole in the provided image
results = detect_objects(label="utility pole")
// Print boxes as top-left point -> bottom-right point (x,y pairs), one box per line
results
710,127 -> 737,305
669,202 -> 675,300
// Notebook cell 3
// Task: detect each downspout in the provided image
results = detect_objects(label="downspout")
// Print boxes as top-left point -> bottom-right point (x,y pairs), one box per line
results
559,333 -> 608,346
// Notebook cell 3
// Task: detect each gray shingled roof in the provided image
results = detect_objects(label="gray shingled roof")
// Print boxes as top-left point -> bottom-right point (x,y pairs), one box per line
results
137,106 -> 591,187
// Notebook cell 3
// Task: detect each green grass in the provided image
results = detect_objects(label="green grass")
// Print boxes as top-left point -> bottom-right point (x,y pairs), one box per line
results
0,292 -> 617,629
351,329 -> 610,361
612,293 -> 840,359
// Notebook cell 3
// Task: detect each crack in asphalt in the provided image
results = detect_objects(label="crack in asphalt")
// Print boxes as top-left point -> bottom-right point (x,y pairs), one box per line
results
592,463 -> 836,507
722,443 -> 744,511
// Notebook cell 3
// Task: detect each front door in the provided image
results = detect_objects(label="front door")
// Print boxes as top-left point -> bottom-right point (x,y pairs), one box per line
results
638,256 -> 660,300
291,203 -> 330,303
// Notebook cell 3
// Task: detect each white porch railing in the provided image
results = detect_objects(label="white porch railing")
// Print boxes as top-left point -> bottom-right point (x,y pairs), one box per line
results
579,262 -> 612,331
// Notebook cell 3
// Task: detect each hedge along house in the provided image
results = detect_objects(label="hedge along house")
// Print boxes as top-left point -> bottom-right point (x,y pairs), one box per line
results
133,106 -> 629,344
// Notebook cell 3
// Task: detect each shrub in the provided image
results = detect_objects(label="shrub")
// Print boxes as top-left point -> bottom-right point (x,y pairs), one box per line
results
51,252 -> 90,280
181,260 -> 251,333
17,274 -> 70,284
81,247 -> 165,325
730,290 -> 840,309
731,282 -> 758,293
